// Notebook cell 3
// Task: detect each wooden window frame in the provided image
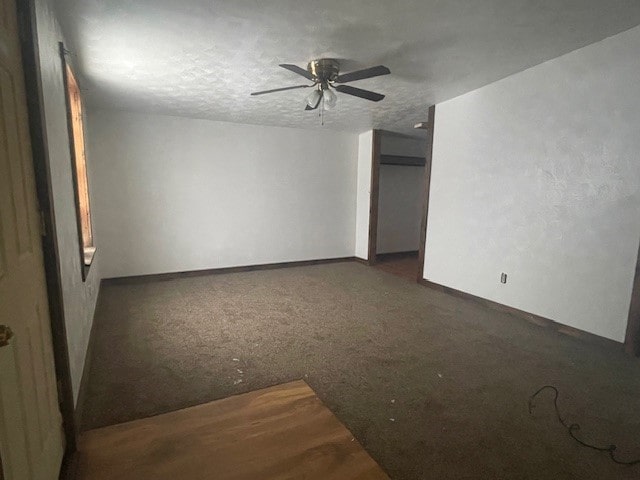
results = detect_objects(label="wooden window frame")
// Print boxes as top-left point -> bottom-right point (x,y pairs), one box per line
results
60,43 -> 95,281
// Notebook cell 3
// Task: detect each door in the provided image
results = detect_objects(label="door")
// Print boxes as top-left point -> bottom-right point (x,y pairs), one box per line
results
0,0 -> 66,478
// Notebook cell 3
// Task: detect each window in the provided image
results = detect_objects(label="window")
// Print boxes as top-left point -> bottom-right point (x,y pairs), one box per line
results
61,44 -> 95,279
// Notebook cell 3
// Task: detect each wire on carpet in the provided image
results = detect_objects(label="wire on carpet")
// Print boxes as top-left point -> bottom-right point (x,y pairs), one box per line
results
528,385 -> 640,466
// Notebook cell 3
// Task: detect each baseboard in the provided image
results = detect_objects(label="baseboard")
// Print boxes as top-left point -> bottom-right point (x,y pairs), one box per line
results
376,251 -> 419,261
103,257 -> 357,285
418,278 -> 623,351
73,279 -> 103,433
353,257 -> 369,265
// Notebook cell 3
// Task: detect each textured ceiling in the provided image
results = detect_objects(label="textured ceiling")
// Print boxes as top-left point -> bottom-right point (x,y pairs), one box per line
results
54,0 -> 640,136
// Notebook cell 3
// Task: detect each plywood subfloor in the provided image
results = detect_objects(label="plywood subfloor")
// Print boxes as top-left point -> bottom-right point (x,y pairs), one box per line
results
77,380 -> 389,480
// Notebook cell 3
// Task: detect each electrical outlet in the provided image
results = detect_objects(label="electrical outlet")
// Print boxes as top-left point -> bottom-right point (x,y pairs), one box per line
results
500,273 -> 507,284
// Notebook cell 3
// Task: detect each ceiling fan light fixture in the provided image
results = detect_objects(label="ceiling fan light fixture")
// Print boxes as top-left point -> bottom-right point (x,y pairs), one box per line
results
323,88 -> 337,110
251,59 -> 390,116
306,89 -> 322,108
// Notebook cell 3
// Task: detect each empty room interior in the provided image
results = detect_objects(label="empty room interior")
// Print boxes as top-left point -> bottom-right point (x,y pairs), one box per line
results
2,0 -> 640,479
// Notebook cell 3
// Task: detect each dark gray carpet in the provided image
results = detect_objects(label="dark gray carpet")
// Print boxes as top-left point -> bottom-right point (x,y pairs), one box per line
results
82,261 -> 640,479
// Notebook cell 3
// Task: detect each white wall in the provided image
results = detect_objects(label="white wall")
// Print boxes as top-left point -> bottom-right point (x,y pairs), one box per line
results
377,135 -> 426,253
425,25 -> 640,342
87,111 -> 358,278
35,0 -> 101,403
355,131 -> 373,260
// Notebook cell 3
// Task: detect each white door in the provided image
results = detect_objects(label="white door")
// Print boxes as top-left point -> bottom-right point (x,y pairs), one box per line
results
0,0 -> 66,478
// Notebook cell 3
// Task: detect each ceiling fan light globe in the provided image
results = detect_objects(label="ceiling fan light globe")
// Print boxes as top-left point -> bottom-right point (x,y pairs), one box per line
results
306,89 -> 321,107
324,88 -> 337,109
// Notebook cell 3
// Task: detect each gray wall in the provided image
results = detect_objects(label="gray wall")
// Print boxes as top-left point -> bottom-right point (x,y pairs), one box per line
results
87,110 -> 359,279
377,165 -> 425,254
35,0 -> 101,403
425,25 -> 640,341
377,135 -> 426,254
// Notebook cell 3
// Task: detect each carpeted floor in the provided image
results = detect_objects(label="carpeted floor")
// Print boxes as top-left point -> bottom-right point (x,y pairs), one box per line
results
82,261 -> 640,480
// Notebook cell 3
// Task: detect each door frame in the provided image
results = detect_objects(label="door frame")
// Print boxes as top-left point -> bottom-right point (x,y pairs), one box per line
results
624,240 -> 640,356
366,107 -> 436,275
16,0 -> 78,453
416,105 -> 436,282
366,130 -> 382,266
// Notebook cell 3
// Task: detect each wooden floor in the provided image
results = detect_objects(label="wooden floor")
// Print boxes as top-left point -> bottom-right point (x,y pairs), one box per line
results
76,380 -> 389,480
373,252 -> 419,282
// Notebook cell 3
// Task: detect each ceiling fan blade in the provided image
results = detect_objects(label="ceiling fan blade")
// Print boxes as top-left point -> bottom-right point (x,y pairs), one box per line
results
279,63 -> 315,81
335,65 -> 390,83
251,84 -> 312,96
304,92 -> 322,111
334,85 -> 385,102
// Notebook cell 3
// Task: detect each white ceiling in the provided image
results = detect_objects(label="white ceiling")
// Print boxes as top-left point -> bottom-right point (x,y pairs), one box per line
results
54,0 -> 640,136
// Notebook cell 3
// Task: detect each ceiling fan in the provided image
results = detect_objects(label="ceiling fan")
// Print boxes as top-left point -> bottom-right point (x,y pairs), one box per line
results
250,59 -> 390,111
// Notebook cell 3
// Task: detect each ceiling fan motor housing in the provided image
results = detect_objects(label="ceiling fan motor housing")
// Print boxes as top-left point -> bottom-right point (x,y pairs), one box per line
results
308,59 -> 340,83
